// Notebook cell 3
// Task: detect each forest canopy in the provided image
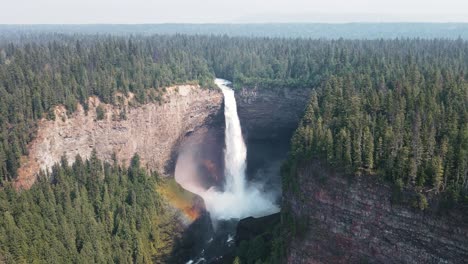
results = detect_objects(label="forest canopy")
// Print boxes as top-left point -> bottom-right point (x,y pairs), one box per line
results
0,153 -> 182,263
0,33 -> 466,205
1,23 -> 468,39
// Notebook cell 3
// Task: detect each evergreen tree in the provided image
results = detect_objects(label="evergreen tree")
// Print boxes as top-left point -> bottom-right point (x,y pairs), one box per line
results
363,126 -> 374,169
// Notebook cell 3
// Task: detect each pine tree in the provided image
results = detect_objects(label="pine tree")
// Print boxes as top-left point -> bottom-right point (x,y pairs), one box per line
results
325,128 -> 334,163
344,136 -> 352,172
431,156 -> 444,192
363,126 -> 374,169
352,130 -> 362,170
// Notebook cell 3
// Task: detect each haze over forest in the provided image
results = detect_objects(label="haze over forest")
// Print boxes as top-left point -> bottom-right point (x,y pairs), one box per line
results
1,0 -> 468,24
0,1 -> 467,264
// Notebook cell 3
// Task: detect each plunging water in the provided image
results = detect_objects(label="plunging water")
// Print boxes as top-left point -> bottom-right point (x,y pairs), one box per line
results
175,78 -> 278,221
218,79 -> 247,195
200,79 -> 279,220
174,79 -> 279,262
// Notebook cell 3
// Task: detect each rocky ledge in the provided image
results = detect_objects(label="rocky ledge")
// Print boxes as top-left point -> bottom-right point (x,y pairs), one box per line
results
15,85 -> 223,189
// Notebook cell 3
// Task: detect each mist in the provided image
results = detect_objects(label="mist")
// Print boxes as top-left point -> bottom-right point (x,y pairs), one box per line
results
2,0 -> 468,24
175,79 -> 279,222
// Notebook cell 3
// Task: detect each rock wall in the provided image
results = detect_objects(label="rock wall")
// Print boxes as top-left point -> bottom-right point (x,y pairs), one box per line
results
285,160 -> 468,264
15,85 -> 223,189
235,87 -> 311,193
235,87 -> 311,140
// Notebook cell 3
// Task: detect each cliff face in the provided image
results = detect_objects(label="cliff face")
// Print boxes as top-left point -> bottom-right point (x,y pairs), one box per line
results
235,87 -> 311,191
15,85 -> 223,189
285,160 -> 468,264
235,87 -> 311,140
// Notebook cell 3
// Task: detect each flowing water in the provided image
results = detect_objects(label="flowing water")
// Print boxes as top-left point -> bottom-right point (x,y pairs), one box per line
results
174,78 -> 279,263
201,79 -> 279,220
218,79 -> 247,195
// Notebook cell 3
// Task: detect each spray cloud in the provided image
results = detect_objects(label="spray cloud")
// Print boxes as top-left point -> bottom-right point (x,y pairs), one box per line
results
175,79 -> 279,221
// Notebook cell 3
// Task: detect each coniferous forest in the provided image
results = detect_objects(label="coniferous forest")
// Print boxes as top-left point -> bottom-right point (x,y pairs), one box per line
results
0,32 -> 466,263
0,152 -> 181,263
1,34 -> 466,200
284,42 -> 468,207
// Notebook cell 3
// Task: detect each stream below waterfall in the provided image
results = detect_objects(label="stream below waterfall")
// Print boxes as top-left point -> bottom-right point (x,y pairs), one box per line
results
174,79 -> 281,263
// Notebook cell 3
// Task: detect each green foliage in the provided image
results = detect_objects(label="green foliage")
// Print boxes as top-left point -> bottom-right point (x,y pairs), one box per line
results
233,256 -> 241,264
0,154 -> 179,263
286,48 -> 468,203
47,107 -> 56,121
0,35 -> 216,182
413,193 -> 429,211
95,105 -> 105,121
2,24 -> 468,39
0,33 -> 466,205
278,39 -> 466,263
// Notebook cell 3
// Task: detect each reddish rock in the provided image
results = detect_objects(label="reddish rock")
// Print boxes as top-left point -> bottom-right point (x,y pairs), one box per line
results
285,160 -> 468,263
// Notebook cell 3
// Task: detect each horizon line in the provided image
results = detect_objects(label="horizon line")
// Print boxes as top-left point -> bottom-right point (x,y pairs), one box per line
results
2,22 -> 468,25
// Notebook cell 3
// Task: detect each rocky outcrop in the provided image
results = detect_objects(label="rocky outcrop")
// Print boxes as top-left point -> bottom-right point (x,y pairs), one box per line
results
15,85 -> 223,189
236,213 -> 280,245
285,160 -> 468,263
235,87 -> 311,140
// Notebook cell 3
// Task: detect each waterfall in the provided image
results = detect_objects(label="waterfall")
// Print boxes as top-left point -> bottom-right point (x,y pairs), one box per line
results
174,78 -> 279,264
217,79 -> 247,195
199,79 -> 278,220
174,78 -> 278,221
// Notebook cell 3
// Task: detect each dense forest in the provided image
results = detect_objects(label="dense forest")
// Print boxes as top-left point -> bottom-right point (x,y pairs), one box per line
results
1,23 -> 468,39
0,34 -> 215,183
282,41 -> 468,207
0,31 -> 466,264
1,34 -> 466,204
0,152 -> 181,263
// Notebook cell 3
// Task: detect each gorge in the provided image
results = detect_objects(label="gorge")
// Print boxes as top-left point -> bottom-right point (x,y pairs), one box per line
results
1,30 -> 467,264
12,79 -> 468,263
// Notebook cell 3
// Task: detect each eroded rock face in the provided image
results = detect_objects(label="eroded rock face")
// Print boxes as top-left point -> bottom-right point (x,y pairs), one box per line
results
15,85 -> 223,189
235,87 -> 311,140
285,160 -> 468,264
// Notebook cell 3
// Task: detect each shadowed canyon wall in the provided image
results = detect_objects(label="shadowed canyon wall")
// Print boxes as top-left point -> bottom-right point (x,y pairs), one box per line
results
286,160 -> 468,264
15,85 -> 223,189
236,87 -> 311,190
236,87 -> 312,140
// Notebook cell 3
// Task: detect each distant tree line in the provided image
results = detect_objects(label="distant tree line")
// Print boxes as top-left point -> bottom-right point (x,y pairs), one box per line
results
1,23 -> 468,39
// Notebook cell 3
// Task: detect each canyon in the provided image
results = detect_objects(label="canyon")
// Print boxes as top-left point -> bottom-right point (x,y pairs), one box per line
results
15,84 -> 312,190
13,82 -> 468,263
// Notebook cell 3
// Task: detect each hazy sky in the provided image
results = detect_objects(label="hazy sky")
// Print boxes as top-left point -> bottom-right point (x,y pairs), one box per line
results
1,0 -> 468,24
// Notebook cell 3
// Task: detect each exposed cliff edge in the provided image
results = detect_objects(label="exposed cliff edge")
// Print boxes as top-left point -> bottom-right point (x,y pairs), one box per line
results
235,87 -> 311,140
285,160 -> 468,264
15,85 -> 223,189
